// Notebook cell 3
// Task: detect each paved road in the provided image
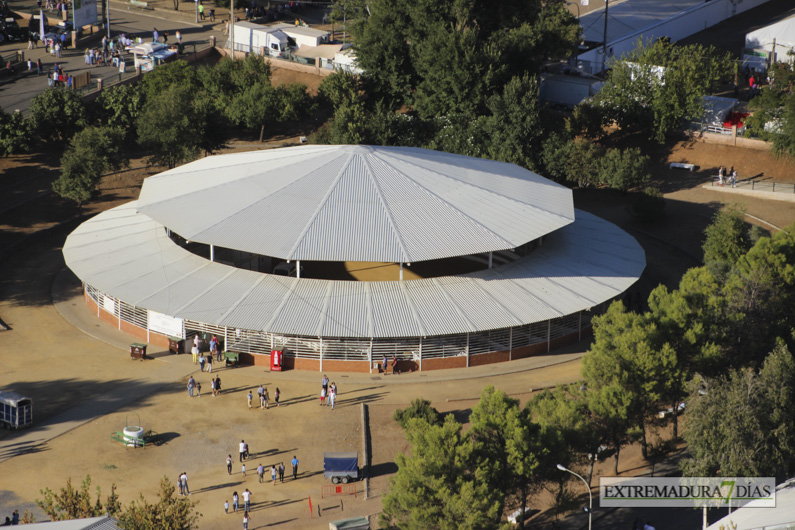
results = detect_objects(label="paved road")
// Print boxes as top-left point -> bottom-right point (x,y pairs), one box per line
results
0,1 -> 218,113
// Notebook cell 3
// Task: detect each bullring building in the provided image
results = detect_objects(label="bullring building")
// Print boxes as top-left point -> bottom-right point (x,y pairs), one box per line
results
63,145 -> 645,371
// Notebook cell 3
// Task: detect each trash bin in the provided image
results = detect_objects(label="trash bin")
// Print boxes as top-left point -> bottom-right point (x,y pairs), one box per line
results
130,343 -> 147,360
270,350 -> 283,371
168,336 -> 183,355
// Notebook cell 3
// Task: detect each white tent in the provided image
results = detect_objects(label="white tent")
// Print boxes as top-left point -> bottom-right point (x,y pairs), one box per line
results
701,96 -> 737,126
745,14 -> 795,58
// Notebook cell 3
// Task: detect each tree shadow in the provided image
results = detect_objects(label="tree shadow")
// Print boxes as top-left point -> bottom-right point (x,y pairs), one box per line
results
148,431 -> 180,446
368,461 -> 397,478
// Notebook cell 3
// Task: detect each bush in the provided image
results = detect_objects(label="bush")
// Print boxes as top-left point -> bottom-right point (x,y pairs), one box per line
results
393,398 -> 442,429
598,147 -> 651,192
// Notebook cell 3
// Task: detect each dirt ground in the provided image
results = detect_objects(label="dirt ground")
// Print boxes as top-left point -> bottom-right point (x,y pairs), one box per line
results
2,86 -> 795,528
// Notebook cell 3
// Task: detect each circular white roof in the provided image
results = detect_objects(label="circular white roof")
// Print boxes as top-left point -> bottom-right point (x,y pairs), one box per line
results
63,202 -> 645,339
135,145 -> 575,263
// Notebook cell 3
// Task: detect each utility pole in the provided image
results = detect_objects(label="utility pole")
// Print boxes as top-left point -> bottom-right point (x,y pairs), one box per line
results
229,0 -> 234,59
602,0 -> 609,73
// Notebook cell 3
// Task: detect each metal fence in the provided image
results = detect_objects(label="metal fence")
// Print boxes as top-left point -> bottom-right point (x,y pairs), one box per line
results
710,177 -> 795,194
85,283 -> 605,370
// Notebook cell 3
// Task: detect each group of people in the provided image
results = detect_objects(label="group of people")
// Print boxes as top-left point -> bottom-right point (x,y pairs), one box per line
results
717,166 -> 738,188
186,373 -> 221,397
176,471 -> 191,496
1,510 -> 19,525
319,374 -> 338,409
249,384 -> 281,409
225,491 -> 252,529
46,63 -> 72,88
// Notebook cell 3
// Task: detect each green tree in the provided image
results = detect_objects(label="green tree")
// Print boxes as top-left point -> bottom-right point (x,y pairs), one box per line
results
588,38 -> 732,142
138,60 -> 199,103
598,146 -> 651,191
37,476 -> 120,521
380,415 -> 501,529
701,205 -> 751,279
29,88 -> 88,142
582,301 -> 680,460
0,109 -> 33,155
137,84 -> 204,169
393,398 -> 442,429
93,84 -> 145,141
117,476 -> 201,530
52,126 -> 129,208
532,384 -> 607,487
352,0 -> 579,116
682,343 -> 795,478
469,386 -> 555,529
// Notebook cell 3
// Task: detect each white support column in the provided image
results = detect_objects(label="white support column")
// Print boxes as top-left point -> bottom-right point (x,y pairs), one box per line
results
466,333 -> 470,367
210,245 -> 215,262
297,260 -> 301,278
118,299 -> 121,330
399,262 -> 403,280
419,337 -> 423,371
368,340 -> 373,373
508,328 -> 512,361
578,311 -> 582,341
319,337 -> 324,372
224,326 -> 228,349
547,320 -> 551,353
489,252 -> 493,269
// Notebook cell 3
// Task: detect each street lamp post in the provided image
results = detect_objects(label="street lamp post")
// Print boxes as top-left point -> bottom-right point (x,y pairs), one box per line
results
557,464 -> 592,530
566,1 -> 580,22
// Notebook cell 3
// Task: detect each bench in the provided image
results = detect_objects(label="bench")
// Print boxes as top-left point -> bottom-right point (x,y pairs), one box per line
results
224,351 -> 240,367
129,0 -> 152,9
669,162 -> 695,171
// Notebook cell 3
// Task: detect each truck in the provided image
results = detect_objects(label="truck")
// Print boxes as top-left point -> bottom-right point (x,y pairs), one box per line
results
228,21 -> 289,57
323,452 -> 359,484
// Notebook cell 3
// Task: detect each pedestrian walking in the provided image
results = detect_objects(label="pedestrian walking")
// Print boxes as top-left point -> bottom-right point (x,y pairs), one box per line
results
211,334 -> 219,361
176,30 -> 182,45
215,375 -> 222,395
278,462 -> 285,482
731,168 -> 737,188
247,391 -> 253,409
199,354 -> 206,372
192,345 -> 199,365
263,387 -> 269,409
322,374 -> 329,395
211,377 -> 216,396
232,491 -> 239,512
227,454 -> 233,475
258,385 -> 265,409
196,382 -> 201,397
271,465 -> 277,484
291,455 -> 299,479
180,472 -> 190,495
187,376 -> 195,397
153,28 -> 159,43
257,463 -> 264,483
242,489 -> 251,511
36,58 -> 42,75
224,500 -> 229,514
177,474 -> 184,495
241,463 -> 246,477
320,386 -> 326,406
198,2 -> 205,19
329,382 -> 336,410
207,354 -> 213,373
239,440 -> 246,462
243,511 -> 251,530
274,387 -> 280,407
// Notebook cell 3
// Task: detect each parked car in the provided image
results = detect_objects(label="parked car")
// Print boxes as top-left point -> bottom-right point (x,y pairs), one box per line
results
1,17 -> 25,42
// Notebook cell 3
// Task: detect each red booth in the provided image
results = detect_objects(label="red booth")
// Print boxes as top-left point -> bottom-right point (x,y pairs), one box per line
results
270,350 -> 283,371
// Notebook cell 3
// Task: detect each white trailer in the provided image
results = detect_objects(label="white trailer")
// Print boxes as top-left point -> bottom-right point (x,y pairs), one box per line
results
0,390 -> 33,429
